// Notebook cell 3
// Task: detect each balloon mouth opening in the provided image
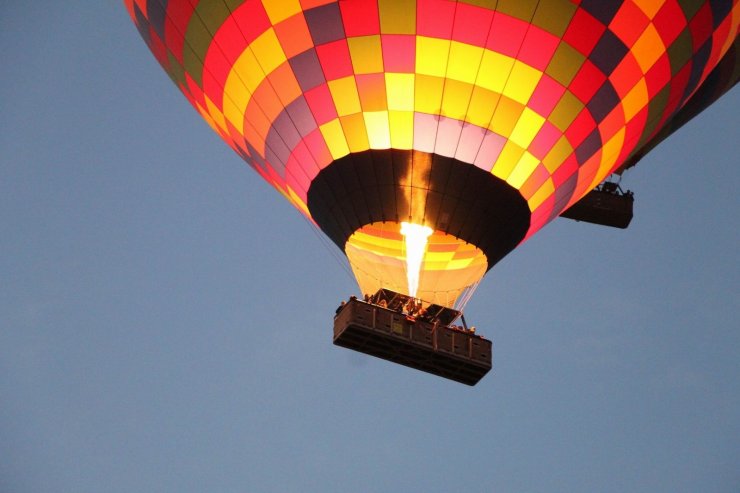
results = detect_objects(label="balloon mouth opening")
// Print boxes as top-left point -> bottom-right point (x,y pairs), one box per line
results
344,221 -> 488,310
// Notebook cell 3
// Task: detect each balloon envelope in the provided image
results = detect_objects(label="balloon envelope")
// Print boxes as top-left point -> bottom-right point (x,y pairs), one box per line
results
125,0 -> 738,308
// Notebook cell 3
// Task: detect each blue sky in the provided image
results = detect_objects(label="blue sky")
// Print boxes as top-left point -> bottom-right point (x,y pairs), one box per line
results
1,3 -> 738,492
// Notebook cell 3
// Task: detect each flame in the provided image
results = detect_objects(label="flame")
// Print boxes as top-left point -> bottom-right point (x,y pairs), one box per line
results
400,222 -> 433,298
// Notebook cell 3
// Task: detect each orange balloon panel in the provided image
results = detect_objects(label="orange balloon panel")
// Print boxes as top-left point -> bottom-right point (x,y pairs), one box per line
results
126,0 -> 739,307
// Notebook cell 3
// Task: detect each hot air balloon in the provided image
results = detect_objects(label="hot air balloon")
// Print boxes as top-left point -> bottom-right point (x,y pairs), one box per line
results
125,0 -> 738,384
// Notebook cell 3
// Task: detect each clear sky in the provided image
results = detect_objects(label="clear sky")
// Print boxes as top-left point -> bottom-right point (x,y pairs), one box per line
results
1,3 -> 738,493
